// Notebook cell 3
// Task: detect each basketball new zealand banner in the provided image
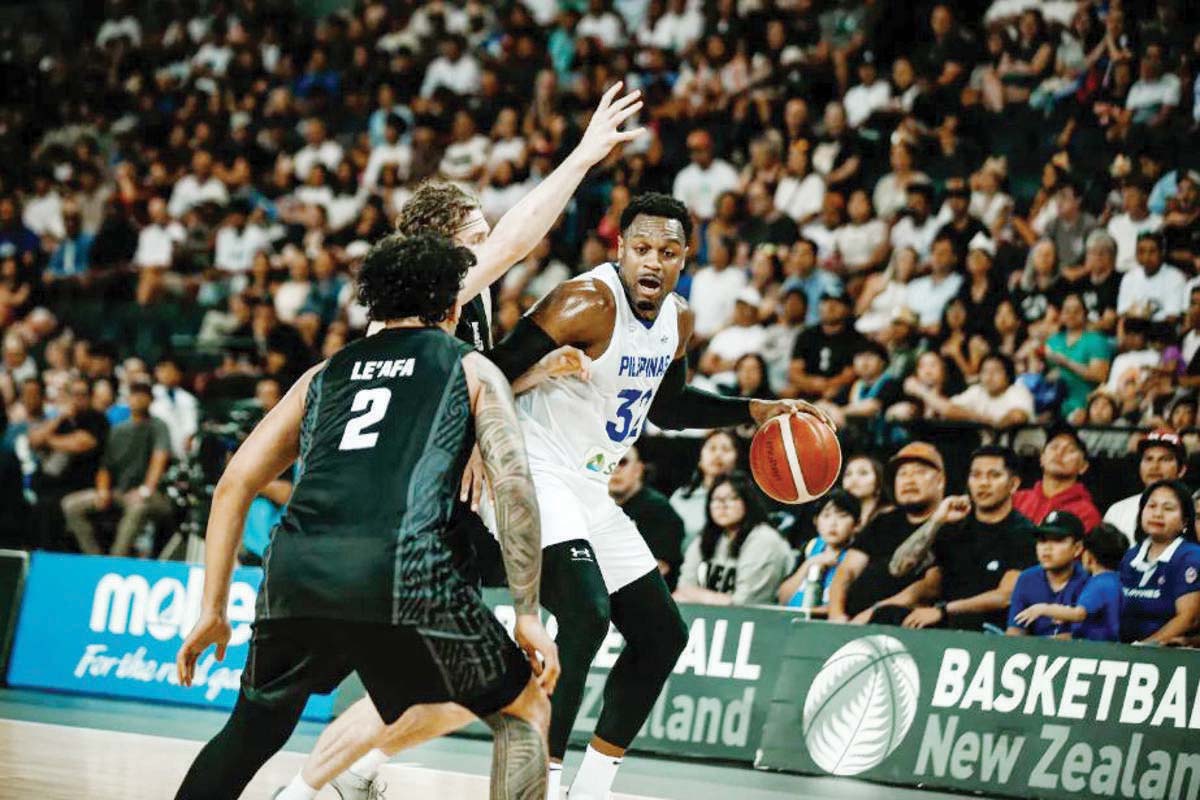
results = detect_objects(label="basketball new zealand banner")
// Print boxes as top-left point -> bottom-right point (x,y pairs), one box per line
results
757,622 -> 1200,800
6,553 -> 332,720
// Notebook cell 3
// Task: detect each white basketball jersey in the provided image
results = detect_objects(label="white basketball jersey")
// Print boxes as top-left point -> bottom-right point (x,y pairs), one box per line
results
518,263 -> 680,481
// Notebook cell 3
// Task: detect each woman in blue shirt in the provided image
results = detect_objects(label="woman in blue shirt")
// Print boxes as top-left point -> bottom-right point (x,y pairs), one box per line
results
1119,480 -> 1200,644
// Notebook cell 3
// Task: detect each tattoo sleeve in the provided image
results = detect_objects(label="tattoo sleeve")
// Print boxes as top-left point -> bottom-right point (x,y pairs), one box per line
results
888,518 -> 943,578
474,360 -> 542,615
484,712 -> 549,800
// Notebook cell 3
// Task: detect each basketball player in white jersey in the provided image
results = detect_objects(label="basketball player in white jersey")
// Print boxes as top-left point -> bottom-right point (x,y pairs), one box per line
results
280,192 -> 828,800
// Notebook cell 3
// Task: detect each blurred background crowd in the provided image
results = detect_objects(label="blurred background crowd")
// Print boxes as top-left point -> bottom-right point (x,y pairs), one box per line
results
0,0 -> 1199,643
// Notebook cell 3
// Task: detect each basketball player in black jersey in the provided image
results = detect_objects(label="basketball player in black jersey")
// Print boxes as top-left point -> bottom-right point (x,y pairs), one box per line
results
174,233 -> 558,800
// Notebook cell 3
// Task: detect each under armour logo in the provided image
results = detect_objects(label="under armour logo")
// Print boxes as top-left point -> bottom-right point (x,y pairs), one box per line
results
570,546 -> 593,561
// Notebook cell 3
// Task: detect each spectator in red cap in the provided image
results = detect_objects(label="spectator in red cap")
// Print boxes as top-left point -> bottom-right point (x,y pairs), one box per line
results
1013,425 -> 1102,531
1103,430 -> 1187,544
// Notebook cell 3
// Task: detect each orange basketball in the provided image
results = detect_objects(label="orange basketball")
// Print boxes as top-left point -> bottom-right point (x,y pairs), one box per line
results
749,413 -> 842,504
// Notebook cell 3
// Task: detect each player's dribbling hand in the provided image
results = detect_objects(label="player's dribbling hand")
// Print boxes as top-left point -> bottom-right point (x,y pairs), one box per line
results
575,82 -> 647,166
748,398 -> 837,430
176,611 -> 232,687
514,614 -> 561,696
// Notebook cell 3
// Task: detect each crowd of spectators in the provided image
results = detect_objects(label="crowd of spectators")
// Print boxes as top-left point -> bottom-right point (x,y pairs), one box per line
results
1,0 -> 1199,645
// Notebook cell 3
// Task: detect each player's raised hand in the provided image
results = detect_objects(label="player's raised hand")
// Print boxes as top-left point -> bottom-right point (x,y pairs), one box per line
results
176,611 -> 232,687
575,82 -> 646,166
542,345 -> 592,382
514,614 -> 561,695
748,398 -> 837,430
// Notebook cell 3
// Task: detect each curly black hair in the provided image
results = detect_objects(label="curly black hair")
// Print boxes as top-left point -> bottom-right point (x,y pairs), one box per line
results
619,191 -> 693,241
357,232 -> 475,325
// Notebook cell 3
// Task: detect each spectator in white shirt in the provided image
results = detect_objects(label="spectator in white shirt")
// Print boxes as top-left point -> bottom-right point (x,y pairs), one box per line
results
890,181 -> 940,260
843,52 -> 891,129
292,118 -> 344,183
873,141 -> 928,222
834,189 -> 889,276
488,107 -> 527,172
1117,232 -> 1187,322
689,236 -> 747,343
577,0 -> 628,49
362,114 -> 412,190
150,356 -> 199,460
167,150 -> 228,219
420,35 -> 482,98
774,138 -> 825,225
649,0 -> 702,53
939,353 -> 1034,429
440,110 -> 491,183
134,197 -> 186,306
22,172 -> 64,239
673,129 -> 740,221
1125,43 -> 1181,128
699,287 -> 768,376
213,200 -> 270,276
1104,431 -> 1187,545
192,21 -> 233,76
1107,179 -> 1163,273
907,233 -> 964,333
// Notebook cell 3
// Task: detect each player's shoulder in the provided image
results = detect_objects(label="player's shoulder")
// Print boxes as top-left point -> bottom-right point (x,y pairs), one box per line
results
539,271 -> 619,318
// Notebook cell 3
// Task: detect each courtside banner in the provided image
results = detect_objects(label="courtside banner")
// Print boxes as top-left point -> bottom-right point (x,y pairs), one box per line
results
7,553 -> 332,720
482,589 -> 791,761
756,622 -> 1200,800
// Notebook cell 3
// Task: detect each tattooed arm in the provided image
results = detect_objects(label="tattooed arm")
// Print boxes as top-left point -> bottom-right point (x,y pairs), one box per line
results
464,352 -> 561,693
466,352 -> 542,614
888,497 -> 970,578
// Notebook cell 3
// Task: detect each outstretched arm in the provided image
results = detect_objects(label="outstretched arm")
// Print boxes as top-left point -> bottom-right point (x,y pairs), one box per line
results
460,84 -> 645,304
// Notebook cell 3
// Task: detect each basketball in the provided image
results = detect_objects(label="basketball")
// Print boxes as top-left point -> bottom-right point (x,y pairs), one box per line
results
749,413 -> 842,504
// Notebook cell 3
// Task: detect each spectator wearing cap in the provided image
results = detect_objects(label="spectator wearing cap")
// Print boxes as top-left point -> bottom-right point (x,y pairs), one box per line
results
890,180 -> 940,261
933,352 -> 1034,429
1117,232 -> 1187,322
1104,430 -> 1188,544
1106,180 -> 1162,274
62,379 -> 172,556
1045,291 -> 1115,417
786,287 -> 866,401
698,287 -> 767,376
829,442 -> 946,623
609,444 -> 686,590
1120,479 -> 1200,644
781,237 -> 841,328
935,176 -> 988,264
876,446 -> 1036,631
673,130 -> 739,221
906,232 -> 963,334
1014,425 -> 1102,530
1061,230 -> 1120,334
1009,523 -> 1126,642
1006,510 -> 1090,637
843,52 -> 891,130
167,150 -> 229,219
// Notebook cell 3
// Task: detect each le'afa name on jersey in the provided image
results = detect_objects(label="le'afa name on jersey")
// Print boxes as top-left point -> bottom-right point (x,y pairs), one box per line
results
350,358 -> 416,381
618,354 -> 671,379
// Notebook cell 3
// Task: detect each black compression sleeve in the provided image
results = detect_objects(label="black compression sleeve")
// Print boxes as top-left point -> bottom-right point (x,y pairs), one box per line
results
488,316 -> 560,382
647,357 -> 754,430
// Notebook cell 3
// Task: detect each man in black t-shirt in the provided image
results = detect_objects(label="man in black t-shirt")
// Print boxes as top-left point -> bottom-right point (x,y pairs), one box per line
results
608,444 -> 685,590
787,289 -> 868,401
936,177 -> 987,264
1061,230 -> 1121,334
870,446 -> 1037,631
829,441 -> 945,621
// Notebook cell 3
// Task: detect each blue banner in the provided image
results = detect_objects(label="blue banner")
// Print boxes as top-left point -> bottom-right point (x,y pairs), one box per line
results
7,553 -> 332,720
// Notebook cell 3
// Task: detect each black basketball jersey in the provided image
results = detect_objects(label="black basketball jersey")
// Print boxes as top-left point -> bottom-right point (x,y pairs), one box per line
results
259,326 -> 479,627
455,292 -> 493,351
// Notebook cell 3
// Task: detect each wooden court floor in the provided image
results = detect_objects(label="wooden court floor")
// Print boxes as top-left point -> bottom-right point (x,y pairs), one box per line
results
0,719 -> 659,800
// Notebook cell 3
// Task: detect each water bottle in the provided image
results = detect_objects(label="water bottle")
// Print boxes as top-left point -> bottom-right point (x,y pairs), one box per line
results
799,565 -> 823,618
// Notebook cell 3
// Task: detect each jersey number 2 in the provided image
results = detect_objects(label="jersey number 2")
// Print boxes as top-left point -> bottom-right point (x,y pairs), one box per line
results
606,388 -> 653,443
338,388 -> 391,450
